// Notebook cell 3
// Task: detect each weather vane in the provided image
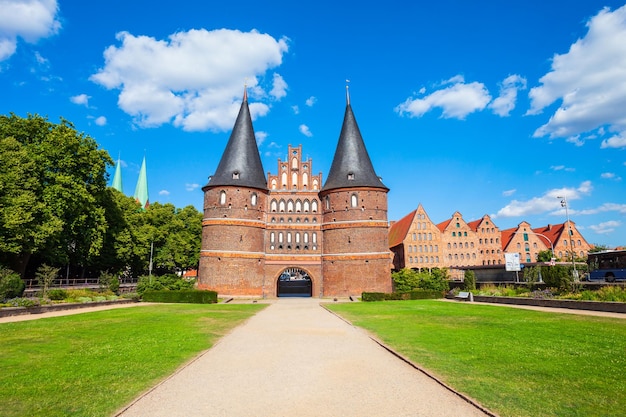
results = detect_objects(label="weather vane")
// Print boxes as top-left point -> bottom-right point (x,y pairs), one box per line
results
346,79 -> 351,105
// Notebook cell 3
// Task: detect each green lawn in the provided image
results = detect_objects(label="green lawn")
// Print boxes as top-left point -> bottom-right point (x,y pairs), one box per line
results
327,300 -> 626,417
0,303 -> 265,417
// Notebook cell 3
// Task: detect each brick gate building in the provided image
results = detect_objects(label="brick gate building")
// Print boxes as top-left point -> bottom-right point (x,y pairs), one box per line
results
198,90 -> 392,298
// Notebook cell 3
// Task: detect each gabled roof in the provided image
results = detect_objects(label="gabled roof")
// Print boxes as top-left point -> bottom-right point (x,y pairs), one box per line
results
500,227 -> 516,250
467,219 -> 481,232
533,223 -> 567,248
204,90 -> 267,191
436,218 -> 452,233
389,209 -> 417,248
322,98 -> 388,192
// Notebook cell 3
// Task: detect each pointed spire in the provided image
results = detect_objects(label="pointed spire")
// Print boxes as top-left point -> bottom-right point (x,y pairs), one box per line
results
134,156 -> 149,210
322,94 -> 388,192
204,89 -> 267,191
112,155 -> 123,193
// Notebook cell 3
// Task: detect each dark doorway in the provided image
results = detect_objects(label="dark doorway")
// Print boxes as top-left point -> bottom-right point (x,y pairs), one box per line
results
277,268 -> 312,297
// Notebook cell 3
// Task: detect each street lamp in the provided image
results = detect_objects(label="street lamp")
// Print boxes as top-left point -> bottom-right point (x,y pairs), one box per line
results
557,196 -> 578,281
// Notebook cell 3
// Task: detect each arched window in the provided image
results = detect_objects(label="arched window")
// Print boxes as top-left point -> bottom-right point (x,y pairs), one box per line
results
281,172 -> 287,188
351,193 -> 358,208
279,200 -> 286,212
292,157 -> 298,169
251,193 -> 257,207
270,232 -> 275,243
287,233 -> 292,243
219,191 -> 226,205
312,200 -> 318,212
312,233 -> 317,243
295,233 -> 300,243
304,233 -> 309,243
287,200 -> 294,212
271,179 -> 277,190
270,199 -> 277,212
313,179 -> 319,190
303,172 -> 308,187
279,233 -> 284,243
292,172 -> 298,189
295,200 -> 302,212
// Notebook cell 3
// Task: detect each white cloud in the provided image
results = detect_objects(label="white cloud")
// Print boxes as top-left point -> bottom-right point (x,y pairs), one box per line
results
94,116 -> 107,126
305,96 -> 317,107
70,94 -> 90,106
90,29 -> 289,131
395,75 -> 491,119
255,131 -> 268,146
528,5 -> 626,149
185,183 -> 200,192
299,124 -> 312,137
600,134 -> 626,149
159,189 -> 170,196
502,189 -> 516,197
270,73 -> 287,99
494,181 -> 593,218
550,165 -> 575,172
0,0 -> 61,62
588,220 -> 621,234
576,203 -> 626,215
488,74 -> 527,116
601,172 -> 615,179
291,105 -> 299,114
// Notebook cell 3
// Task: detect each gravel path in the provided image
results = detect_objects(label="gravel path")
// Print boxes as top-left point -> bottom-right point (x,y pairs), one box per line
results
115,298 -> 491,417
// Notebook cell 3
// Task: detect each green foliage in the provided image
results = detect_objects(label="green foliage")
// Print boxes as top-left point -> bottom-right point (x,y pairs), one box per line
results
136,273 -> 195,295
361,292 -> 386,301
6,297 -> 39,307
46,289 -> 68,301
392,268 -> 450,293
0,113 -> 113,275
541,265 -> 572,290
142,290 -> 217,304
35,264 -> 59,298
463,270 -> 476,291
98,270 -> 119,294
537,250 -> 554,262
408,290 -> 444,299
523,265 -> 542,287
0,267 -> 25,299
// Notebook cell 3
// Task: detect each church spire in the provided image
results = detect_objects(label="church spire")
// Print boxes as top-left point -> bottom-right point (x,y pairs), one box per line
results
112,155 -> 123,193
204,88 -> 267,191
321,92 -> 387,192
134,156 -> 149,210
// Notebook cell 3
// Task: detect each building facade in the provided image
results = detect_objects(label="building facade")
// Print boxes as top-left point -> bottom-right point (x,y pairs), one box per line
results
198,90 -> 391,297
389,204 -> 591,275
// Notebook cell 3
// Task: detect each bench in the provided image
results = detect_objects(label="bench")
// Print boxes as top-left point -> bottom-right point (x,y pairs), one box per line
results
455,291 -> 473,301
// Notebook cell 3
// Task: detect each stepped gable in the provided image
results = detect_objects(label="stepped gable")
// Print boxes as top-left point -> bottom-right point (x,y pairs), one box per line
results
204,89 -> 267,191
321,98 -> 388,192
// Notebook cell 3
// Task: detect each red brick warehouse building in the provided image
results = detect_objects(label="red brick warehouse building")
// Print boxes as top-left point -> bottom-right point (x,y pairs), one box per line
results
198,89 -> 392,298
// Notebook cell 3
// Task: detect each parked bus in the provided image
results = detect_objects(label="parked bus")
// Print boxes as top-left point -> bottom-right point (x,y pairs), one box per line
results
587,250 -> 626,282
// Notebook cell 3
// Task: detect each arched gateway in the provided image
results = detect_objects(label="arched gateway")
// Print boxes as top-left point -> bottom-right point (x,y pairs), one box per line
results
277,267 -> 312,297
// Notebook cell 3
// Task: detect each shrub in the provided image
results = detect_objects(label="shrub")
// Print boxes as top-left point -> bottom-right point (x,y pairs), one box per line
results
408,290 -> 444,299
47,289 -> 68,301
99,271 -> 120,294
392,268 -> 450,293
463,270 -> 476,291
142,290 -> 217,304
35,264 -> 60,298
7,297 -> 39,308
541,265 -> 573,291
0,268 -> 25,300
136,274 -> 195,296
362,292 -> 386,302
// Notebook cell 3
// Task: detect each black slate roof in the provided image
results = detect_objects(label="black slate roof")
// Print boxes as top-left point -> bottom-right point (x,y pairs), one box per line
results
321,103 -> 388,192
204,91 -> 268,191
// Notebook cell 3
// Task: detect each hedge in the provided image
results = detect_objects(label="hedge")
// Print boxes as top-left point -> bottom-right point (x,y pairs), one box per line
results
142,290 -> 218,304
362,290 -> 444,302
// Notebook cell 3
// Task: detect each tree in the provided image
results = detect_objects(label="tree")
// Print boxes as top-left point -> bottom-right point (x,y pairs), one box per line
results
463,270 -> 476,291
36,264 -> 60,298
589,244 -> 610,253
537,250 -> 554,262
0,267 -> 25,299
0,114 -> 113,276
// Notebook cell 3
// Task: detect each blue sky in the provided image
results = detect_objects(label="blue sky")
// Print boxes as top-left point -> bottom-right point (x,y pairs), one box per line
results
1,0 -> 625,248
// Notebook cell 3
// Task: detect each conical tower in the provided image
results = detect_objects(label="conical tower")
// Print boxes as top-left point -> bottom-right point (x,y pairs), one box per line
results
134,156 -> 149,210
319,89 -> 391,296
198,89 -> 269,296
112,156 -> 123,193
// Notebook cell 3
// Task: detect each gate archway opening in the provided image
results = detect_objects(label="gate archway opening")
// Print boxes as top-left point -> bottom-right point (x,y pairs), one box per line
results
277,267 -> 312,297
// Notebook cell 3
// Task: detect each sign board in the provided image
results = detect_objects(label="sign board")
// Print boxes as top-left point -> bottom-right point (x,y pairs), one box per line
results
505,253 -> 521,272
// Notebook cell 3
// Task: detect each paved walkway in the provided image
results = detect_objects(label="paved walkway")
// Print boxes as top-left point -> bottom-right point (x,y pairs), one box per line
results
115,298 -> 491,417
